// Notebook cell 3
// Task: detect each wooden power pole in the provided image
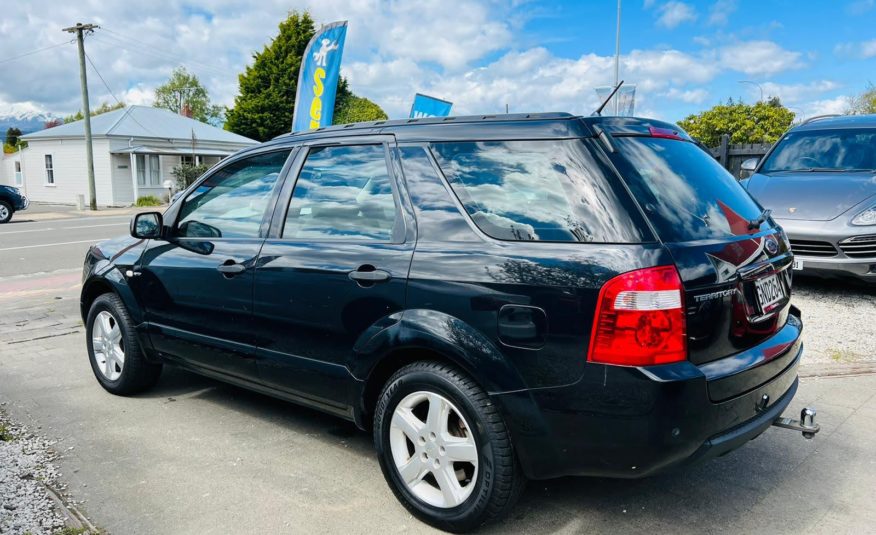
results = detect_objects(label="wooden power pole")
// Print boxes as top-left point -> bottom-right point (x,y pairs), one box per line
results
62,22 -> 99,211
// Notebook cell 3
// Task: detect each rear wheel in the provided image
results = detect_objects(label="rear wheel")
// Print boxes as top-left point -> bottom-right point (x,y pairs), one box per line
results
86,293 -> 161,395
374,361 -> 525,532
0,201 -> 12,223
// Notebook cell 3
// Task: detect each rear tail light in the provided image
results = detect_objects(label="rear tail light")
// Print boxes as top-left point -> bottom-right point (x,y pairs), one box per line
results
588,266 -> 687,366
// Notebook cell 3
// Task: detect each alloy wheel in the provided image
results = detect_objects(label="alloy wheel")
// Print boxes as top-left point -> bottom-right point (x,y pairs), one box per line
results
389,391 -> 479,509
0,205 -> 9,221
92,310 -> 125,381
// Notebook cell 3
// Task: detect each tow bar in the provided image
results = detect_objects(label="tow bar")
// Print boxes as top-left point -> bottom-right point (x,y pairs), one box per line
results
772,407 -> 820,439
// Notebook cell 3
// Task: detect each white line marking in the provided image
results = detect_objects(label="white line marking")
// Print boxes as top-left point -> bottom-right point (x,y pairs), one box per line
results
0,222 -> 126,235
0,239 -> 101,252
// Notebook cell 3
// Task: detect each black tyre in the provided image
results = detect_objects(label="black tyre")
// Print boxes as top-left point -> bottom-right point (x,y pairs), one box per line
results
0,200 -> 12,224
86,293 -> 162,395
374,361 -> 525,532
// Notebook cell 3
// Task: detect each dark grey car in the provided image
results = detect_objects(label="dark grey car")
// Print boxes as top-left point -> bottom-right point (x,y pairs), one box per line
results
741,114 -> 876,282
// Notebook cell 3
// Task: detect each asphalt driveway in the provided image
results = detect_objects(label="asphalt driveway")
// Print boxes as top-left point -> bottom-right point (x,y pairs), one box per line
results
0,273 -> 874,534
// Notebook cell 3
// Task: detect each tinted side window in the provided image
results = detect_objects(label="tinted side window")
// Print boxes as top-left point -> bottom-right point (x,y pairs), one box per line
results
431,140 -> 648,243
283,145 -> 397,241
399,146 -> 476,242
177,150 -> 290,239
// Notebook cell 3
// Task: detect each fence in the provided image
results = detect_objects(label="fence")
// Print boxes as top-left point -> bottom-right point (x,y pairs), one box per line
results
708,133 -> 772,178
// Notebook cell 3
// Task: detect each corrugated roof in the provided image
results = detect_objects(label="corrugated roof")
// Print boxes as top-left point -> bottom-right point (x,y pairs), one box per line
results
22,105 -> 257,145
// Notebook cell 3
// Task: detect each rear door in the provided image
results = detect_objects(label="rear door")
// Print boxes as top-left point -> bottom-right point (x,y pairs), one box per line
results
604,130 -> 795,369
251,137 -> 414,408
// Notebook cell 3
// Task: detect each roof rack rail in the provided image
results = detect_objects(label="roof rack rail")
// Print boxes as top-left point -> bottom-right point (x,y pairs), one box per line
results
801,114 -> 841,126
271,112 -> 576,140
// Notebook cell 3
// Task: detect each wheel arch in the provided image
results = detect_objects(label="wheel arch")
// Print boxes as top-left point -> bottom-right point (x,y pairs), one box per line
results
352,309 -> 527,429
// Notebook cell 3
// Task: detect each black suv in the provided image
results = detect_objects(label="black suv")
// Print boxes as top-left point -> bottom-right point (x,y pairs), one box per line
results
82,114 -> 805,531
0,184 -> 28,223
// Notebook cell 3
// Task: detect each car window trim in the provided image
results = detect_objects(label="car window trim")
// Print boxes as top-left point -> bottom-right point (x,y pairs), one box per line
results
166,146 -> 298,241
268,136 -> 408,244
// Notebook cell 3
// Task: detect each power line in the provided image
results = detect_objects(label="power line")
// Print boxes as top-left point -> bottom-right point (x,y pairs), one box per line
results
0,40 -> 74,65
82,51 -> 157,137
99,27 -> 229,75
90,33 -> 229,79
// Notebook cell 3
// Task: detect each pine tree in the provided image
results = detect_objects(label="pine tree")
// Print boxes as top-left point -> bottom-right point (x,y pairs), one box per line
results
225,12 -> 386,141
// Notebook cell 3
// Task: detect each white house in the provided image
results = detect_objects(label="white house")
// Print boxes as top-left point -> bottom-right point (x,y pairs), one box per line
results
6,106 -> 257,205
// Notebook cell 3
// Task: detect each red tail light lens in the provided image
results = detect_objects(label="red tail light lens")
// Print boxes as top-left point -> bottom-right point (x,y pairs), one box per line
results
648,126 -> 684,140
588,266 -> 687,366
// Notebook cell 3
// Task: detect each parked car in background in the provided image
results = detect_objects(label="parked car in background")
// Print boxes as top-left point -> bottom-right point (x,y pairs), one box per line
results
81,113 -> 815,531
0,184 -> 28,223
740,114 -> 876,283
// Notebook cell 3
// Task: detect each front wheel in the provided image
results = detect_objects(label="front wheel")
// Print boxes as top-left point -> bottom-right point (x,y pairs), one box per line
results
374,361 -> 525,532
0,201 -> 12,223
86,293 -> 162,395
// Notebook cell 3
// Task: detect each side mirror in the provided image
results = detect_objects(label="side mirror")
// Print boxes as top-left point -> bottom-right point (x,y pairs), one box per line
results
740,158 -> 759,172
739,157 -> 759,179
130,212 -> 163,239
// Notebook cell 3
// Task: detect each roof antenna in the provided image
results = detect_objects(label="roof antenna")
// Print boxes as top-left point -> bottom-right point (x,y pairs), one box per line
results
592,80 -> 624,116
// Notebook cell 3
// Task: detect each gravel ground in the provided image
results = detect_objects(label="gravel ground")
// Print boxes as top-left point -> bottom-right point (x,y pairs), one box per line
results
792,277 -> 876,364
0,408 -> 70,535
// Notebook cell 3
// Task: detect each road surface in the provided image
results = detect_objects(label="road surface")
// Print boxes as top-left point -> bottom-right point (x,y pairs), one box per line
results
0,207 -> 132,278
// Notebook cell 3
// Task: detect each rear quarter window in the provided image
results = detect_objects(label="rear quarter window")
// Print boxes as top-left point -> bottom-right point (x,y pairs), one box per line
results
430,140 -> 649,243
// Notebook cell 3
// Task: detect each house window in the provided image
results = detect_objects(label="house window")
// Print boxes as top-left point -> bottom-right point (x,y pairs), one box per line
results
149,155 -> 160,186
14,161 -> 22,186
45,155 -> 54,184
181,155 -> 194,166
136,154 -> 146,186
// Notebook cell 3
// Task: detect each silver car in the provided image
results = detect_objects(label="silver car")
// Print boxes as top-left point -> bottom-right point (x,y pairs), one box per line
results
740,115 -> 876,283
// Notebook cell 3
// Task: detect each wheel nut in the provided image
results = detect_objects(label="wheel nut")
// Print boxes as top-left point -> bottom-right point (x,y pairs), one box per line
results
433,459 -> 440,468
429,432 -> 436,441
439,446 -> 446,456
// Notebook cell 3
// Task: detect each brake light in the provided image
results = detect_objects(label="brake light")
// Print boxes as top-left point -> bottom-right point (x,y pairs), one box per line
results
648,126 -> 684,140
588,266 -> 687,366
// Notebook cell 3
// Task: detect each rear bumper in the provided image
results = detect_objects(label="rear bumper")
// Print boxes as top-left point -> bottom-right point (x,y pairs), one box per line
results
493,314 -> 803,480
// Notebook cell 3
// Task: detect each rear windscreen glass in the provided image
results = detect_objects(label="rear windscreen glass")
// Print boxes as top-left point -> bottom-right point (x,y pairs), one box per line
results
430,140 -> 649,243
610,137 -> 764,243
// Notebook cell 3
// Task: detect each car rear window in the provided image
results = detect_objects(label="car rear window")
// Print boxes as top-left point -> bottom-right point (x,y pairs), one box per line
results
608,137 -> 764,243
430,140 -> 649,243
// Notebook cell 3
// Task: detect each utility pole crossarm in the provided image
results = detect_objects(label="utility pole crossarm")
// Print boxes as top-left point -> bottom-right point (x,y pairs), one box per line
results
63,22 -> 100,211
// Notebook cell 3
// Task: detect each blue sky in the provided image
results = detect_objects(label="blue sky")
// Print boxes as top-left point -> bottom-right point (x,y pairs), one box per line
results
1,0 -> 874,123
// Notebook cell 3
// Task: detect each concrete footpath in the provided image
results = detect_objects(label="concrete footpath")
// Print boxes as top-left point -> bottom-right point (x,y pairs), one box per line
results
0,276 -> 874,534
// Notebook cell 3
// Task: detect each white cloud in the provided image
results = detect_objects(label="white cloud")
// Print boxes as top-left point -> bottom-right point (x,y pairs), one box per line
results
834,39 -> 876,59
797,96 -> 850,119
707,0 -> 737,26
663,87 -> 709,103
756,80 -> 841,104
718,41 -> 804,75
656,2 -> 697,29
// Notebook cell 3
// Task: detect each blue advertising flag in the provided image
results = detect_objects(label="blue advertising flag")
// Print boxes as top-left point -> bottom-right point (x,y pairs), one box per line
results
409,93 -> 453,118
292,21 -> 348,132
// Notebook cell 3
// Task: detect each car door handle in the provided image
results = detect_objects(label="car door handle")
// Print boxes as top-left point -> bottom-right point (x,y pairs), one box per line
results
217,261 -> 247,275
348,267 -> 391,283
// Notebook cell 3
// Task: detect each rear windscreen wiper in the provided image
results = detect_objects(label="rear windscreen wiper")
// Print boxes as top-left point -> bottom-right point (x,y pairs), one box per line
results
748,209 -> 772,230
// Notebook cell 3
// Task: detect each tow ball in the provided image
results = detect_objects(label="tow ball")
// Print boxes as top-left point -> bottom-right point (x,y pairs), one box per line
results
772,407 -> 820,439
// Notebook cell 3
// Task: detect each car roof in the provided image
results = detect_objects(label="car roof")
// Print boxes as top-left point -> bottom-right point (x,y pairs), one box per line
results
792,114 -> 876,131
241,113 -> 685,155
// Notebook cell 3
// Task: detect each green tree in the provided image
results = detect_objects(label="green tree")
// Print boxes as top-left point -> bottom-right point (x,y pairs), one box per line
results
154,67 -> 224,125
5,127 -> 22,146
63,101 -> 125,123
225,11 -> 386,142
678,97 -> 796,147
846,83 -> 876,115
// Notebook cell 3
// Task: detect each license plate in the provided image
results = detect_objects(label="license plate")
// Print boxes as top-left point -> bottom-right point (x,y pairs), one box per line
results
755,274 -> 785,312
792,258 -> 803,271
